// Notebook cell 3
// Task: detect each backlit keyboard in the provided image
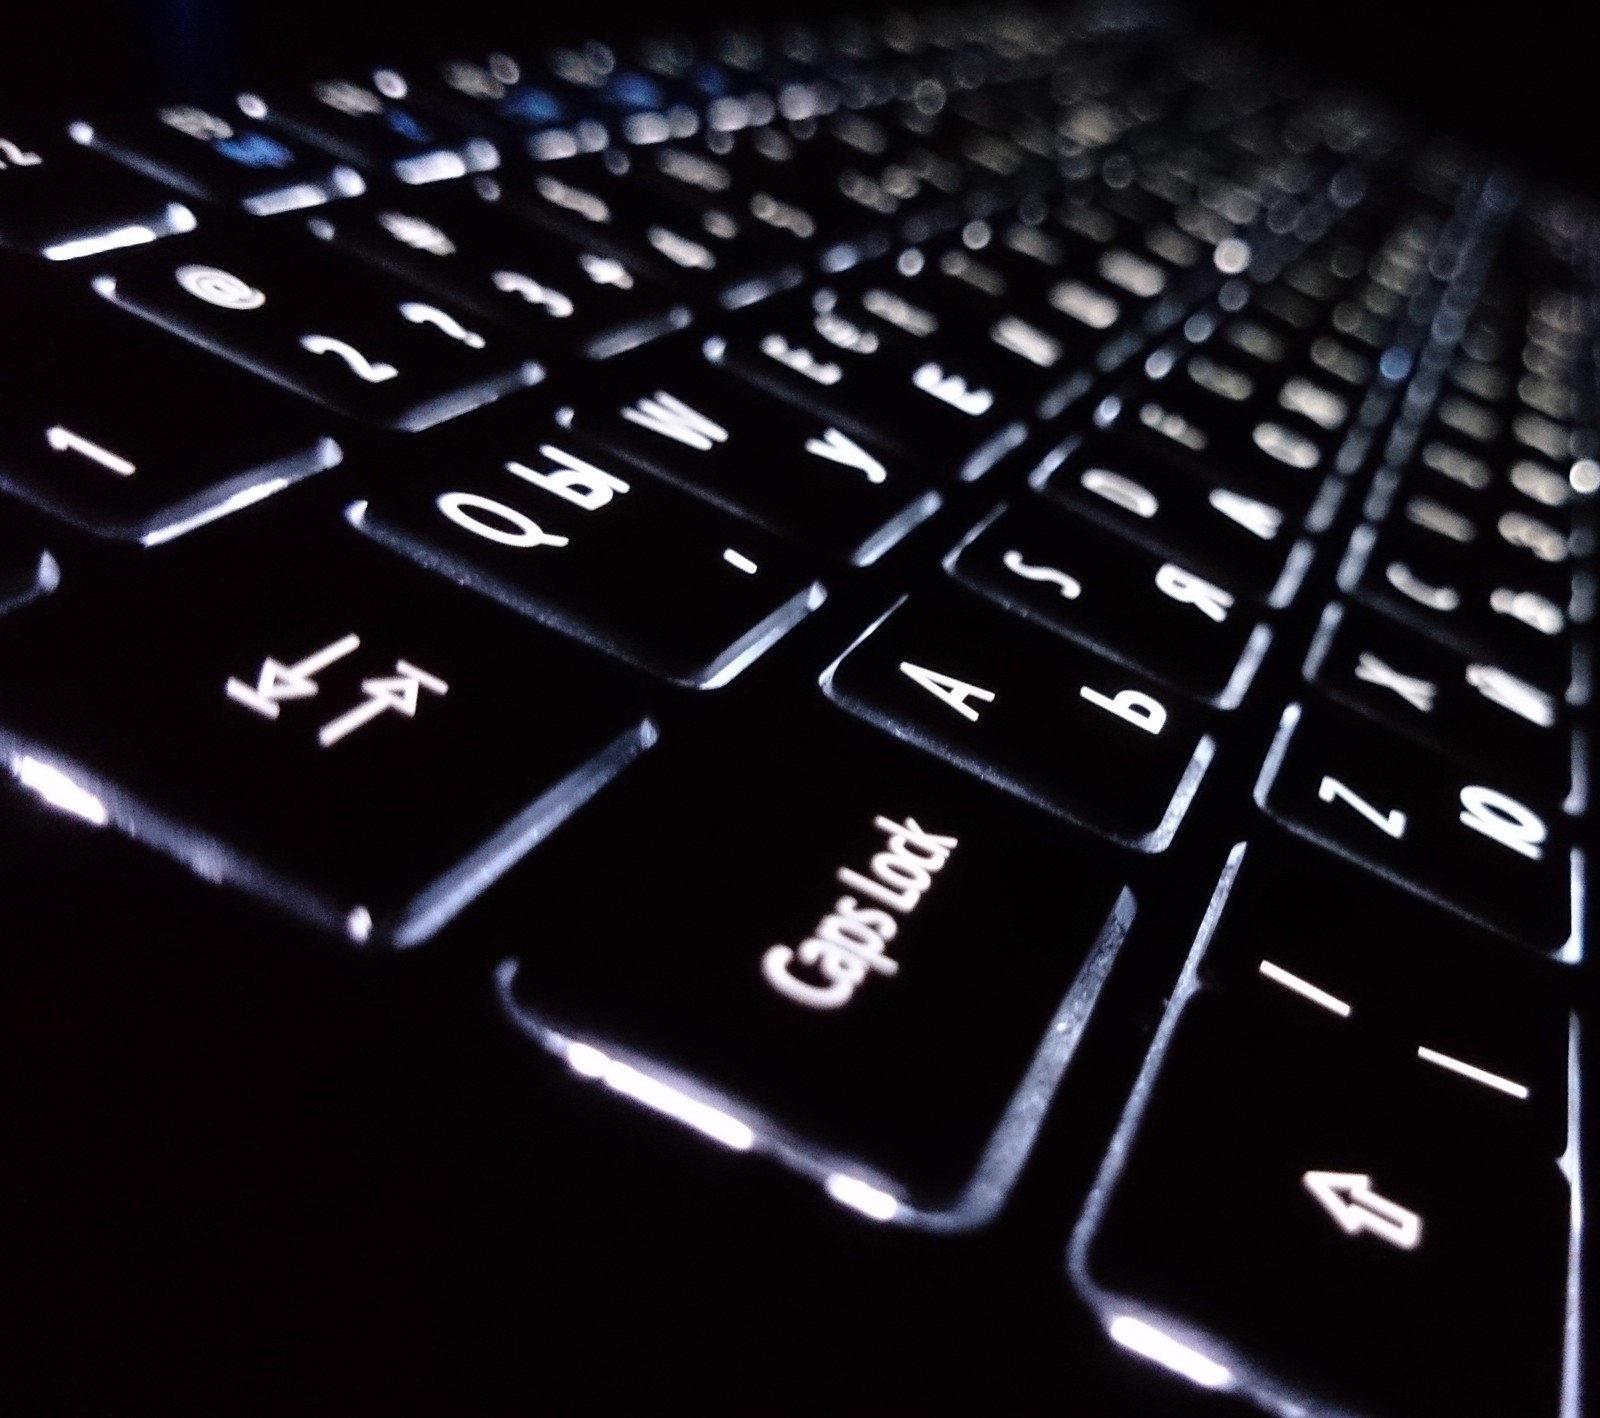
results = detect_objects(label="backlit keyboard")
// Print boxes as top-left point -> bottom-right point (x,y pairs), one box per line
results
1,7 -> 1592,1414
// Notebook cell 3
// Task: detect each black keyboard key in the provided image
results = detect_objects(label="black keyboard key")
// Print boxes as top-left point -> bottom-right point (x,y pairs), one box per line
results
0,120 -> 198,261
1170,348 -> 1357,448
1031,433 -> 1319,605
1338,520 -> 1574,687
235,80 -> 500,184
1305,332 -> 1377,389
1212,311 -> 1293,372
616,142 -> 826,278
1114,369 -> 1346,490
91,234 -> 543,430
0,313 -> 341,543
1073,990 -> 1570,1418
0,517 -> 652,943
496,712 -> 1134,1216
348,420 -> 825,687
823,593 -> 1215,848
487,159 -> 803,304
567,364 -> 938,563
1256,702 -> 1577,954
939,232 -> 1178,335
986,214 -> 1157,312
304,189 -> 690,358
1304,601 -> 1576,799
702,124 -> 913,259
1376,461 -> 1583,580
413,55 -> 586,150
946,501 -> 1271,706
706,297 -> 1028,480
1370,470 -> 1579,582
1201,838 -> 1570,1151
72,106 -> 366,215
819,261 -> 1111,414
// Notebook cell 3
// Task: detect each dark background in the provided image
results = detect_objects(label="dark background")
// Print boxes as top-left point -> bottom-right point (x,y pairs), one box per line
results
1,0 -> 1593,200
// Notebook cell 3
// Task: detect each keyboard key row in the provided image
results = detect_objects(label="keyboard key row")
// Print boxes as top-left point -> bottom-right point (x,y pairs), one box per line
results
1071,840 -> 1574,1418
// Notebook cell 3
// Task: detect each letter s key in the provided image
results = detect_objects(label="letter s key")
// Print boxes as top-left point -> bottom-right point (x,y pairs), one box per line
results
1002,549 -> 1081,600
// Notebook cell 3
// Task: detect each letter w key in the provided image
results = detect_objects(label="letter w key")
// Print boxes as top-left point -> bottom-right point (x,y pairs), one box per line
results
226,633 -> 360,719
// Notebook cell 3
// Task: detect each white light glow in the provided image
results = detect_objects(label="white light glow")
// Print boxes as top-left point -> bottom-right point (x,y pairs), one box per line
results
43,224 -> 158,261
566,1042 -> 608,1078
1416,1045 -> 1529,1099
566,1043 -> 754,1151
14,756 -> 109,826
1214,237 -> 1250,274
139,478 -> 290,546
1258,959 -> 1352,1017
243,183 -> 329,216
396,151 -> 467,185
824,1173 -> 899,1221
1109,1316 -> 1232,1390
723,548 -> 758,574
530,131 -> 579,161
624,113 -> 671,144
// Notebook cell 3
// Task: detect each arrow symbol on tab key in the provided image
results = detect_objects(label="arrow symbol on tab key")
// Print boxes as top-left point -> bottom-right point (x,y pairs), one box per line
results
1302,1170 -> 1423,1250
225,633 -> 361,720
318,660 -> 448,747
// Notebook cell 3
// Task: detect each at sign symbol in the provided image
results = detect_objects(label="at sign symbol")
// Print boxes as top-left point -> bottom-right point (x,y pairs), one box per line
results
176,264 -> 266,310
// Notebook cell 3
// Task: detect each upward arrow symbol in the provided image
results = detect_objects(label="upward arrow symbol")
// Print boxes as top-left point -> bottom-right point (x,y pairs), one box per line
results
225,634 -> 361,720
317,660 -> 448,748
1302,1170 -> 1423,1251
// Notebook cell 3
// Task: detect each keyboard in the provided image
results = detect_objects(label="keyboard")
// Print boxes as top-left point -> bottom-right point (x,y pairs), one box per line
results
1,5 -> 1591,1414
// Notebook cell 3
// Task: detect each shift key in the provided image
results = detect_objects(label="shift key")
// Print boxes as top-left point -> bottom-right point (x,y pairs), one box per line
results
494,712 -> 1133,1225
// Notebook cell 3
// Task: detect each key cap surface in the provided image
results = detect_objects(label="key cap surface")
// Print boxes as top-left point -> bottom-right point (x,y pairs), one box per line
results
92,231 -> 544,430
946,501 -> 1270,705
74,106 -> 365,215
1303,600 -> 1574,798
567,360 -> 938,563
304,187 -> 690,359
1031,432 -> 1319,605
238,81 -> 500,184
1340,519 -> 1573,686
1073,991 -> 1570,1418
0,119 -> 197,260
0,513 -> 652,941
1256,702 -> 1577,954
495,712 -> 1134,1214
349,416 -> 826,687
823,592 -> 1215,848
707,293 -> 1029,480
1200,837 -> 1570,1152
0,307 -> 341,543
